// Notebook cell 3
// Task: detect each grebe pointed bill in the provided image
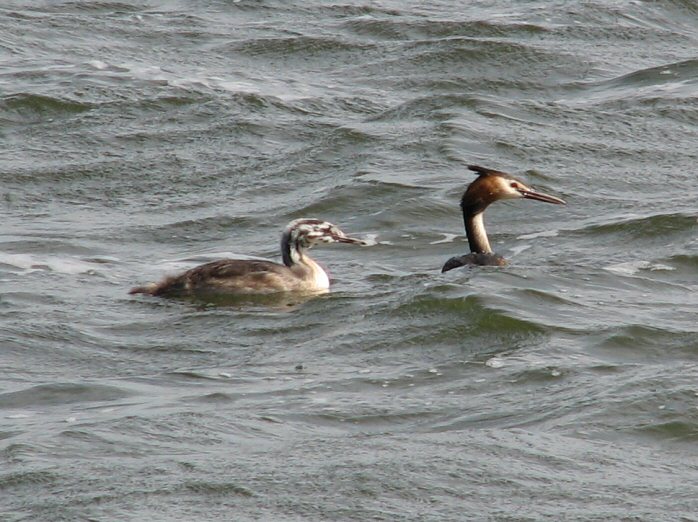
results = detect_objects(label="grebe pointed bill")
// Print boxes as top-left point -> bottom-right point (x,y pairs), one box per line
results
129,218 -> 366,297
442,165 -> 566,272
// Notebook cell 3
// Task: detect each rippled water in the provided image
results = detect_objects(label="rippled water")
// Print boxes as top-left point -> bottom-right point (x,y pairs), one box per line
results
2,1 -> 698,520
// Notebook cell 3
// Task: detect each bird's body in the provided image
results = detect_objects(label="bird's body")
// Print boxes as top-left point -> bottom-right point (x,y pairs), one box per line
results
130,219 -> 363,297
442,165 -> 565,272
441,252 -> 506,272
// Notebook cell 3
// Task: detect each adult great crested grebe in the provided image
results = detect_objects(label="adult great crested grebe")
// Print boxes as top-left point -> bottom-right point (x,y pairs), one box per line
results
129,218 -> 365,297
442,165 -> 566,272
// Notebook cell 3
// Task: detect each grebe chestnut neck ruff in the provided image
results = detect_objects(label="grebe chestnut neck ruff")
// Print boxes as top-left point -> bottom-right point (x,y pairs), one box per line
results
442,165 -> 566,272
130,218 -> 365,297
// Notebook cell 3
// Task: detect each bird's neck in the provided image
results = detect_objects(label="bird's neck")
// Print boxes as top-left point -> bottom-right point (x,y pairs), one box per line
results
281,238 -> 301,267
282,239 -> 330,289
463,209 -> 493,254
291,255 -> 330,289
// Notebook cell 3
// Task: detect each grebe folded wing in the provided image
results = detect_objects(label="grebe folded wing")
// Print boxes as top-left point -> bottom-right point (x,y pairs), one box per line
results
129,259 -> 288,296
441,252 -> 506,272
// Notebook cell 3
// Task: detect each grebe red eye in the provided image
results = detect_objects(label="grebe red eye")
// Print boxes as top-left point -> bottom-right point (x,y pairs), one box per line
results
510,182 -> 519,189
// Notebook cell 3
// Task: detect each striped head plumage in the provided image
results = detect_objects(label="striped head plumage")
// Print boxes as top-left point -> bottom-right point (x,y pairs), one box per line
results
284,219 -> 363,247
281,218 -> 364,266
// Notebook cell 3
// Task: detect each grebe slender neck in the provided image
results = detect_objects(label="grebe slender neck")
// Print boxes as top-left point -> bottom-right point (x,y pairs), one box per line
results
462,204 -> 492,254
280,224 -> 314,267
442,165 -> 566,272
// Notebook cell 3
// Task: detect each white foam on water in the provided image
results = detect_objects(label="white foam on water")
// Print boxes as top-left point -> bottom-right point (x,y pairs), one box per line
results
429,233 -> 460,245
517,229 -> 559,240
5,413 -> 33,419
604,260 -> 650,275
508,244 -> 531,256
0,253 -> 101,274
358,234 -> 380,246
87,60 -> 108,70
604,260 -> 676,275
485,357 -> 505,369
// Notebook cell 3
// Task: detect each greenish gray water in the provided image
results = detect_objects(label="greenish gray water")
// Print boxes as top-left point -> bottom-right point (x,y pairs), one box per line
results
2,1 -> 698,520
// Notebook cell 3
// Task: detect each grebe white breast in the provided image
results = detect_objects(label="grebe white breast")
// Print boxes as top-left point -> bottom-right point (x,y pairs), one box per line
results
130,218 -> 365,297
442,165 -> 566,272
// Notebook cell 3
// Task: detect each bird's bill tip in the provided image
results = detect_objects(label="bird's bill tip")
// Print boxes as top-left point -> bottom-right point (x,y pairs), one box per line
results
333,234 -> 368,246
521,190 -> 566,205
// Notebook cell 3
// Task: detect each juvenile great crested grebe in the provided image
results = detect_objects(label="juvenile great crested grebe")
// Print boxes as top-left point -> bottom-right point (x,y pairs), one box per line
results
129,218 -> 364,297
442,165 -> 566,272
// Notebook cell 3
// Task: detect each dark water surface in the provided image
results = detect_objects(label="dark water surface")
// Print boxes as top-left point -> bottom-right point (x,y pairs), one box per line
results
2,1 -> 698,520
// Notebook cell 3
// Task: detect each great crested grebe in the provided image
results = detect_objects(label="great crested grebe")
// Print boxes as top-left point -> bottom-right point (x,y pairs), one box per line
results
129,218 -> 365,297
442,165 -> 566,272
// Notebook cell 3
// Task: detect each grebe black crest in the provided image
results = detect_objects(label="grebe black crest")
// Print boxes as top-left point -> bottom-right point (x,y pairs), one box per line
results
442,165 -> 566,272
129,218 -> 365,297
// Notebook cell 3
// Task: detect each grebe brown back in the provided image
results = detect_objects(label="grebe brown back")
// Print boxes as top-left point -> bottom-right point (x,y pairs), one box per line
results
442,165 -> 566,272
129,218 -> 364,297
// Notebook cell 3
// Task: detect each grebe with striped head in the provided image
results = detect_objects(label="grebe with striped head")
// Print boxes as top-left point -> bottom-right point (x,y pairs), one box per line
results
130,218 -> 365,297
442,165 -> 566,272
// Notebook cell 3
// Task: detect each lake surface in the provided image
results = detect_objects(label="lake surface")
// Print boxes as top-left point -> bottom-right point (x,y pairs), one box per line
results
2,1 -> 698,520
